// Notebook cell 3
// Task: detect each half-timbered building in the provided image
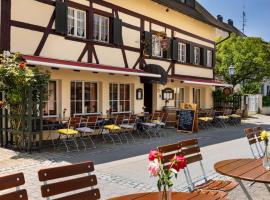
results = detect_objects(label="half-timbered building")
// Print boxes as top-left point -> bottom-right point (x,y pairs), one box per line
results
0,0 -> 242,117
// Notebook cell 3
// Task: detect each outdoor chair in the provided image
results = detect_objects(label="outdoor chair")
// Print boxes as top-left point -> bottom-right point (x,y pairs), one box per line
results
0,172 -> 28,200
198,110 -> 214,130
114,115 -> 135,144
76,115 -> 100,149
244,128 -> 263,158
214,110 -> 230,128
38,161 -> 100,200
253,126 -> 264,153
179,138 -> 238,193
101,122 -> 123,145
157,143 -> 228,199
57,116 -> 81,152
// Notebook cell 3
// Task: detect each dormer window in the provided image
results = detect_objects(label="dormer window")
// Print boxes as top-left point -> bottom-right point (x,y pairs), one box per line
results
67,8 -> 86,38
93,14 -> 110,43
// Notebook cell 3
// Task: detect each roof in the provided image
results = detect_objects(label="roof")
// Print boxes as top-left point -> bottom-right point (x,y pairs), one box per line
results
22,55 -> 161,78
169,75 -> 233,87
152,0 -> 244,36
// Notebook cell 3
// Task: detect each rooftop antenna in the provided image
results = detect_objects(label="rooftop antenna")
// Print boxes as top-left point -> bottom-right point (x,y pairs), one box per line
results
241,3 -> 247,33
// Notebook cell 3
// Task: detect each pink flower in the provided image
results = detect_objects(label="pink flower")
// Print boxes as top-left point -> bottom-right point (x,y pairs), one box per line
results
147,160 -> 160,177
148,150 -> 160,161
171,155 -> 186,172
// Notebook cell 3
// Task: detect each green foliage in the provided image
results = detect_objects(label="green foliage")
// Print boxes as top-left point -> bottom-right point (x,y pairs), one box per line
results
263,96 -> 270,107
216,34 -> 270,88
0,52 -> 50,147
240,82 -> 261,95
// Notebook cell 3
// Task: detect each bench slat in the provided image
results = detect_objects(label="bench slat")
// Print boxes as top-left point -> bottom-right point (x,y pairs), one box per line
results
38,161 -> 94,181
0,173 -> 25,191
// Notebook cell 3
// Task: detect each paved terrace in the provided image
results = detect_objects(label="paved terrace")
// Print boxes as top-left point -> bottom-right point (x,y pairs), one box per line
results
0,114 -> 270,200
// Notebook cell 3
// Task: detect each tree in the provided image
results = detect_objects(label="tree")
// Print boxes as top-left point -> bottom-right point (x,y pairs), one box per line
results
216,34 -> 270,91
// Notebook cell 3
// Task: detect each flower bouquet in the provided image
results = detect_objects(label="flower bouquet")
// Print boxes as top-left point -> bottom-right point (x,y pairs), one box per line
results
147,150 -> 186,200
260,131 -> 270,170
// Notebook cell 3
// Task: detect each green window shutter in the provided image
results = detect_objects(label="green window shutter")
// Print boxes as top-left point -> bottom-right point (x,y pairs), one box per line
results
165,38 -> 172,59
187,44 -> 194,64
55,0 -> 67,35
172,39 -> 179,61
203,48 -> 207,66
113,18 -> 123,46
144,31 -> 152,56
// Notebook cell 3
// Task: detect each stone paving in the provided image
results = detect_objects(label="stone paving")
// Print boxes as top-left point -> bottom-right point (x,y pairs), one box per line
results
0,114 -> 270,199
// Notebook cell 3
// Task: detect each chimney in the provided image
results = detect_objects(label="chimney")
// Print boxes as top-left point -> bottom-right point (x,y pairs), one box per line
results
217,15 -> 223,22
228,19 -> 234,26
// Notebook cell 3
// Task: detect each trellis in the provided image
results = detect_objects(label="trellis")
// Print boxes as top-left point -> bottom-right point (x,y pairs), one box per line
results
213,93 -> 242,111
0,85 -> 44,152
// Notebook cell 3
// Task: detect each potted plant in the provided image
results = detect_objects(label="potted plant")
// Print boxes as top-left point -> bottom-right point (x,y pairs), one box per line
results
147,150 -> 186,200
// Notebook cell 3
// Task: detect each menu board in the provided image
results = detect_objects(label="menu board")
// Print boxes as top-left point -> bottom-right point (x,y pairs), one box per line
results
176,109 -> 195,133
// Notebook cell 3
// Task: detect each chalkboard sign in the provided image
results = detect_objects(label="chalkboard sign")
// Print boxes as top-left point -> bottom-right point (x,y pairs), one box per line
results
176,109 -> 195,133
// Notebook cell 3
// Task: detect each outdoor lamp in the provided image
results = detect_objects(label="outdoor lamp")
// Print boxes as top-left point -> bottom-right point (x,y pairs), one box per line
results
229,65 -> 235,77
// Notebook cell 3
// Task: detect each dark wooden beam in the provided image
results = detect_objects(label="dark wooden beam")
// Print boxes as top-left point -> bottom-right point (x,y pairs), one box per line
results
92,46 -> 99,64
34,10 -> 56,56
78,44 -> 88,62
0,0 -> 11,51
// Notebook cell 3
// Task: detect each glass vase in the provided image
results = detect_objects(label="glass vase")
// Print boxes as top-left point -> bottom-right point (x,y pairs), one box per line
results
263,145 -> 270,170
158,188 -> 172,200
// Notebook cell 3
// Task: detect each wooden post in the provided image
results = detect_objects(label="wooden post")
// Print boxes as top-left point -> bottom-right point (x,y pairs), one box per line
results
39,88 -> 44,151
27,87 -> 33,153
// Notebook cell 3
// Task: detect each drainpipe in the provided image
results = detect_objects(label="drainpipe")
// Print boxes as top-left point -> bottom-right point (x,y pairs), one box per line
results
216,32 -> 231,45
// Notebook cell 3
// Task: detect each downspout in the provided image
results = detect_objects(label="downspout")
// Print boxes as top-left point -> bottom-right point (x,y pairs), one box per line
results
216,32 -> 232,46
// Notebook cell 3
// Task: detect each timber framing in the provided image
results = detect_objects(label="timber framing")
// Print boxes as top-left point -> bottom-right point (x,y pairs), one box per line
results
0,0 -> 11,51
3,0 -> 218,74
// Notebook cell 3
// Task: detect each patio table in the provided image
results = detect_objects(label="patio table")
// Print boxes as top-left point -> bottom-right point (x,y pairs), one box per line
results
109,192 -> 220,200
214,158 -> 270,200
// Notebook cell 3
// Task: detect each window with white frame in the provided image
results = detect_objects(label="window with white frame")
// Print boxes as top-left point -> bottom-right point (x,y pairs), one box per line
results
43,81 -> 58,116
194,47 -> 200,65
175,88 -> 185,108
67,8 -> 86,38
109,83 -> 131,113
207,50 -> 213,67
178,43 -> 186,62
71,81 -> 98,115
93,14 -> 110,43
193,88 -> 201,108
152,35 -> 163,57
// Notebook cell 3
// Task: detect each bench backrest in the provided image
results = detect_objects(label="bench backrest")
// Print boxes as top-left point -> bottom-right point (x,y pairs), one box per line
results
157,143 -> 181,168
0,172 -> 28,200
38,161 -> 100,200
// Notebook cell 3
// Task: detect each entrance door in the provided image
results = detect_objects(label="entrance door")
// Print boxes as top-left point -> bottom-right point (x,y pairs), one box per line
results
144,83 -> 153,113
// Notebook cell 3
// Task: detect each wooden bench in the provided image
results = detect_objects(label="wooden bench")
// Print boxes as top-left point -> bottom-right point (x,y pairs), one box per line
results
0,172 -> 28,200
38,161 -> 100,200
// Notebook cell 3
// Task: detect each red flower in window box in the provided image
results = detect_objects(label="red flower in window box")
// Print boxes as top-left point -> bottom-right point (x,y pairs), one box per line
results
19,62 -> 26,70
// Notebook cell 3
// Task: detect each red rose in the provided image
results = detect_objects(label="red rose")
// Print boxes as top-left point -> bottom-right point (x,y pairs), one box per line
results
19,62 -> 26,70
171,155 -> 186,172
148,150 -> 160,161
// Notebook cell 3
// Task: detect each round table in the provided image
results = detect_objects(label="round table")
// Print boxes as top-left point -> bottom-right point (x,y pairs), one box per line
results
214,158 -> 270,200
109,192 -> 220,200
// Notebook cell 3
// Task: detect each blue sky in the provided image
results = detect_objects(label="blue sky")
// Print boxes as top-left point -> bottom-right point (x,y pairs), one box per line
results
197,0 -> 270,41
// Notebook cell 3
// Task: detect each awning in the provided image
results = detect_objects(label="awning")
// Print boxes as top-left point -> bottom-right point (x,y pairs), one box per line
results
140,64 -> 168,85
22,55 -> 161,78
169,75 -> 233,87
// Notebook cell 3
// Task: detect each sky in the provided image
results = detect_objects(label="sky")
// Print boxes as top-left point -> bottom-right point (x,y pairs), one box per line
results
197,0 -> 270,41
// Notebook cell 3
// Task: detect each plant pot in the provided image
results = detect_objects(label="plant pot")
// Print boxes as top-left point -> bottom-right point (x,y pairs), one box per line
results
158,188 -> 172,200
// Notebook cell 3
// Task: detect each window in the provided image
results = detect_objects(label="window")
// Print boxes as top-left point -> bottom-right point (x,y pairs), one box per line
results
71,82 -> 98,115
109,83 -> 131,113
207,50 -> 213,67
93,14 -> 110,43
44,81 -> 58,116
175,88 -> 185,108
67,8 -> 86,38
178,43 -> 186,62
152,35 -> 163,57
194,47 -> 200,65
193,88 -> 201,108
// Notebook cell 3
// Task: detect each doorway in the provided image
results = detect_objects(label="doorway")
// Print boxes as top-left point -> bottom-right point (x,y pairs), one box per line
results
144,83 -> 153,113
